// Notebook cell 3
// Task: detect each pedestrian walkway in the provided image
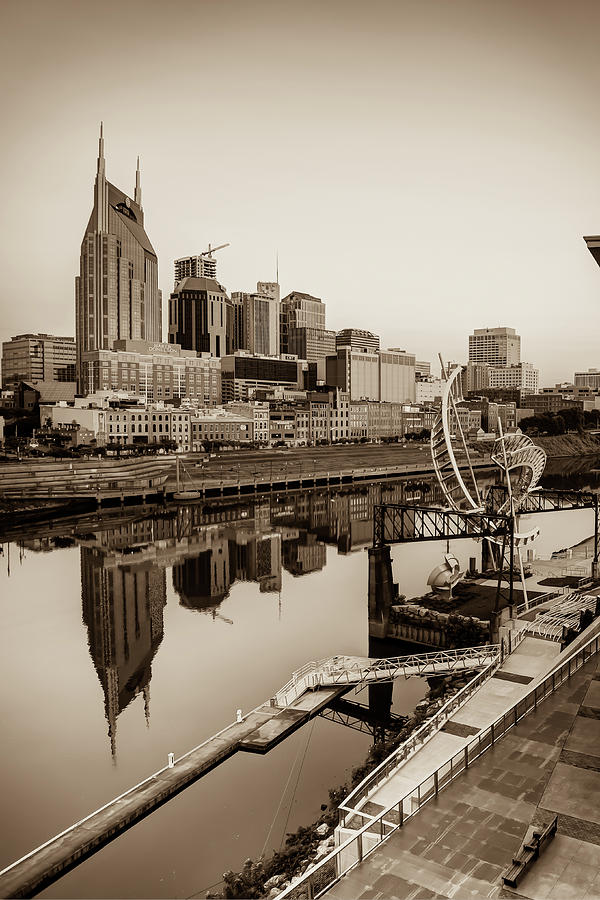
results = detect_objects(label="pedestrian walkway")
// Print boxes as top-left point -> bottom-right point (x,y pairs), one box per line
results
324,650 -> 600,899
338,634 -> 560,828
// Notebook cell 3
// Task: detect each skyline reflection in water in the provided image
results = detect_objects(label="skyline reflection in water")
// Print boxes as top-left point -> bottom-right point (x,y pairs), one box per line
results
0,464 -> 597,898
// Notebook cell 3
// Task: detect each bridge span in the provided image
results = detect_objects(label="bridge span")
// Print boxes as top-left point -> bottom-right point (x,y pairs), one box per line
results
275,647 -> 499,707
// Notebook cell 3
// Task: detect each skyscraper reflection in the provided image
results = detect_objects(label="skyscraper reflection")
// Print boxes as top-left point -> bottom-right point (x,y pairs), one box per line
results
81,547 -> 166,758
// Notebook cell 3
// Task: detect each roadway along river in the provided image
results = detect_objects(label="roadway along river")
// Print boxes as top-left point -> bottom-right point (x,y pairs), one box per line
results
0,460 -> 598,899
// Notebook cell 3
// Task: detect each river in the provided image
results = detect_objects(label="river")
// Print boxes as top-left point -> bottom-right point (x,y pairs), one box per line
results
0,458 -> 598,899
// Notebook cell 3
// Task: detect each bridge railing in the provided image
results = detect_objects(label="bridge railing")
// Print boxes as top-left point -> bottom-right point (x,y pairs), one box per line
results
317,646 -> 499,677
275,647 -> 500,706
277,630 -> 600,900
339,658 -> 499,819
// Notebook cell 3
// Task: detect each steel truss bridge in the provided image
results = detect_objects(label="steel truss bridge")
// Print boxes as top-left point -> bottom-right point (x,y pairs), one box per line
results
373,504 -> 511,548
485,485 -> 599,516
371,486 -> 598,610
274,647 -> 499,707
374,486 -> 598,561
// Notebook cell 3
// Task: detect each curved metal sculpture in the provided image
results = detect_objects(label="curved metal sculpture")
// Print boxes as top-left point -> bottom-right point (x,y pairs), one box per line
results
490,432 -> 547,514
427,553 -> 463,597
430,364 -> 483,512
430,355 -> 547,610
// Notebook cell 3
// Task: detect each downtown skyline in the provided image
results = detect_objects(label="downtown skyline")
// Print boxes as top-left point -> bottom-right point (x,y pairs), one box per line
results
2,0 -> 600,384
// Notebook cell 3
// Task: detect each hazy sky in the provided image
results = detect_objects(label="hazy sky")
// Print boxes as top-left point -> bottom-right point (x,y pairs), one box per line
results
1,0 -> 599,383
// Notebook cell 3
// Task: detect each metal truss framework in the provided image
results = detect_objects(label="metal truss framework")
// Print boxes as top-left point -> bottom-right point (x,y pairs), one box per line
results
319,697 -> 408,739
373,486 -> 598,611
372,503 -> 511,548
485,485 -> 598,515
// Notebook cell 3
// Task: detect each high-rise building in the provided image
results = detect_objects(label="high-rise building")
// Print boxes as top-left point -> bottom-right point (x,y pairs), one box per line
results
227,292 -> 245,353
76,127 -> 162,390
488,362 -> 539,394
575,369 -> 600,390
174,254 -> 218,284
280,292 -> 326,353
468,327 -> 521,367
464,361 -> 491,393
1,334 -> 76,389
336,329 -> 380,353
81,545 -> 166,757
168,276 -> 228,357
220,351 -> 315,401
232,292 -> 280,357
326,347 -> 416,402
280,291 -> 335,380
256,281 -> 280,302
584,235 -> 600,270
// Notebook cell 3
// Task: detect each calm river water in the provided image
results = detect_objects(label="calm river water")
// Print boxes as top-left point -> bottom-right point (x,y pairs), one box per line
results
0,458 -> 598,898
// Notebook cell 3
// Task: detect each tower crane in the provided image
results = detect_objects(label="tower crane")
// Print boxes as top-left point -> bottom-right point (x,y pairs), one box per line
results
201,243 -> 230,258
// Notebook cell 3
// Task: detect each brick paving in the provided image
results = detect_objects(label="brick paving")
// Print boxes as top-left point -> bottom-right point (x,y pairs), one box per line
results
326,652 -> 600,899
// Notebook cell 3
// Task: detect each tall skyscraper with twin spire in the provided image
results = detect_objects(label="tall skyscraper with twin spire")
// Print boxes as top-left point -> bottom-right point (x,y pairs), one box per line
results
75,125 -> 162,390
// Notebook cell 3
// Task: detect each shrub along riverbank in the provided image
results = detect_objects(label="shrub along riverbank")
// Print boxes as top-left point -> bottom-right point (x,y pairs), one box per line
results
207,672 -> 472,899
533,432 -> 600,457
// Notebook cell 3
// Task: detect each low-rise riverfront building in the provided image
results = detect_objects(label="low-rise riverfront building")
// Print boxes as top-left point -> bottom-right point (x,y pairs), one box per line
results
41,398 -> 193,449
190,409 -> 253,450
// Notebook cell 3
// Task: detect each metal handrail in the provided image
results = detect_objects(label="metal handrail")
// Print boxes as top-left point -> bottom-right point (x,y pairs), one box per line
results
277,629 -> 600,900
340,659 -> 499,815
514,589 -> 564,617
275,647 -> 499,707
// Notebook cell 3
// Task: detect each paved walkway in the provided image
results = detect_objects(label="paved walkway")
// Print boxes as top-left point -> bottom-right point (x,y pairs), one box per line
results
343,635 -> 560,822
327,652 -> 600,899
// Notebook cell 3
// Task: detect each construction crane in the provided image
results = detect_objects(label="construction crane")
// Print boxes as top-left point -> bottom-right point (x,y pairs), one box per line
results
201,242 -> 230,258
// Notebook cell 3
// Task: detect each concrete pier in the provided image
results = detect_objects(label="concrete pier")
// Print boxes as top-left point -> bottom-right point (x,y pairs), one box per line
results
368,545 -> 398,640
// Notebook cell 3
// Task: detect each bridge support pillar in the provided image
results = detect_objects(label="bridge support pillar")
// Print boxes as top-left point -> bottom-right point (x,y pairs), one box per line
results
368,544 -> 398,640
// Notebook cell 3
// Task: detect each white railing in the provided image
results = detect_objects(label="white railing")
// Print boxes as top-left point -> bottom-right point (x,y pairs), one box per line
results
339,660 -> 499,818
274,647 -> 499,707
277,631 -> 600,900
514,589 -> 564,618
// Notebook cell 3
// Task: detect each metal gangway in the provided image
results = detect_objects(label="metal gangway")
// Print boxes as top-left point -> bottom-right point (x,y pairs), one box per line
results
526,592 -> 598,641
275,646 -> 500,707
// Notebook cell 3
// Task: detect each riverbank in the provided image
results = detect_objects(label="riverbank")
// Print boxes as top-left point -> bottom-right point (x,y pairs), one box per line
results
534,432 -> 600,457
0,443 -> 494,512
208,673 -> 473,900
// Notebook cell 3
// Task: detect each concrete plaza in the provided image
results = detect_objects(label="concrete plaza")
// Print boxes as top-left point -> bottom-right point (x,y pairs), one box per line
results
327,643 -> 600,899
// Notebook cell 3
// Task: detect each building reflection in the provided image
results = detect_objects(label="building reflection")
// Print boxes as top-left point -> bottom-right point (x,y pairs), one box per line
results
9,473 -> 491,757
81,546 -> 166,758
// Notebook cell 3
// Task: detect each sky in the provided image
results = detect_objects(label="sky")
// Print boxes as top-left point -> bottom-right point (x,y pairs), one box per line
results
1,0 -> 599,384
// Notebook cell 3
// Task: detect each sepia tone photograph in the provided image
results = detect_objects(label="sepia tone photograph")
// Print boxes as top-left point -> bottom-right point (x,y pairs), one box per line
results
1,1 -> 600,898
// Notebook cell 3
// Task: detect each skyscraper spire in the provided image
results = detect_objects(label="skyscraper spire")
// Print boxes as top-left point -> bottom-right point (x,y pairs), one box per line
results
94,122 -> 109,233
134,155 -> 142,207
97,121 -> 105,176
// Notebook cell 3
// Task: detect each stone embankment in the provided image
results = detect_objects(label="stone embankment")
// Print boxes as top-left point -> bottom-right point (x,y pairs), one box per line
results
387,603 -> 490,648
